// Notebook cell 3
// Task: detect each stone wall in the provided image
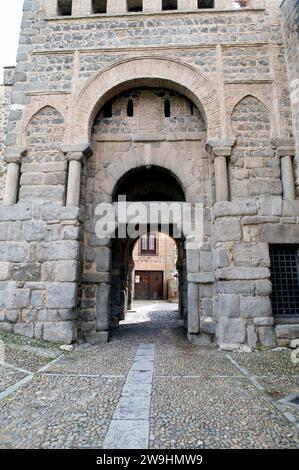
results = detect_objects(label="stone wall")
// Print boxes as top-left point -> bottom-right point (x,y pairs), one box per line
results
0,69 -> 13,203
281,0 -> 299,191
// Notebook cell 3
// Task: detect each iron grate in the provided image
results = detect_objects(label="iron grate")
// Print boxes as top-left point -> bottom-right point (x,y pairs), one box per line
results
270,245 -> 299,316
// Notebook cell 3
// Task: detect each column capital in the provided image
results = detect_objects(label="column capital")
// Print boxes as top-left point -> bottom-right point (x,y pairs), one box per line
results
66,151 -> 86,162
61,142 -> 93,160
205,143 -> 233,162
4,147 -> 27,164
276,146 -> 296,158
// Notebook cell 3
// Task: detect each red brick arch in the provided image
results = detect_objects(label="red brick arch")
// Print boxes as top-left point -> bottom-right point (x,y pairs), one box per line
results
71,56 -> 222,143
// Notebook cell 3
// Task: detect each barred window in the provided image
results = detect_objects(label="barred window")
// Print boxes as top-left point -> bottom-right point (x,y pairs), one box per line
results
162,0 -> 178,11
198,0 -> 214,8
140,234 -> 157,256
92,0 -> 107,14
270,245 -> 299,317
127,0 -> 143,12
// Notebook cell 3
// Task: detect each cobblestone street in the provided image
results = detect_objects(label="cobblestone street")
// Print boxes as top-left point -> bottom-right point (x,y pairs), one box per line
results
0,302 -> 298,449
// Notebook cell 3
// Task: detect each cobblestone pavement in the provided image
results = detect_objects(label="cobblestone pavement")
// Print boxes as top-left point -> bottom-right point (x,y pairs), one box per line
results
0,302 -> 298,449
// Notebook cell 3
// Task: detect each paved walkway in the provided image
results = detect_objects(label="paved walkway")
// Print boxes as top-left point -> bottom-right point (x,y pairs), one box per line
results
0,302 -> 298,449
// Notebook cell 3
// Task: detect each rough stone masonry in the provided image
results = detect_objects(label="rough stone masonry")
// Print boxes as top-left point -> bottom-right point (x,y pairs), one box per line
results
0,0 -> 299,349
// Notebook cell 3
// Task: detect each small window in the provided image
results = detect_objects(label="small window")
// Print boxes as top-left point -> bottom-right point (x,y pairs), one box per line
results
234,1 -> 247,8
140,234 -> 157,256
270,245 -> 299,317
162,0 -> 178,11
190,102 -> 194,116
164,99 -> 171,118
57,0 -> 72,16
103,100 -> 113,118
198,0 -> 214,8
127,0 -> 143,12
92,0 -> 107,14
127,100 -> 134,117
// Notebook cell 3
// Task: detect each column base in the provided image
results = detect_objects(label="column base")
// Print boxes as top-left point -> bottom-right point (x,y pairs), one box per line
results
188,333 -> 213,346
85,331 -> 110,344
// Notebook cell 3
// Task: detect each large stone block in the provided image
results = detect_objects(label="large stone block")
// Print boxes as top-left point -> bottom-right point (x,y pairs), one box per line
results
248,178 -> 282,196
96,247 -> 112,273
260,224 -> 299,243
54,260 -> 80,282
216,318 -> 246,344
0,202 -> 32,221
240,296 -> 272,318
247,324 -> 258,349
43,321 -> 76,344
14,323 -> 34,338
214,217 -> 241,242
258,327 -> 276,347
0,263 -> 9,281
216,267 -> 270,281
37,241 -> 80,261
16,289 -> 30,309
259,196 -> 282,216
213,199 -> 257,219
10,263 -> 41,282
23,221 -> 47,242
0,282 -> 17,308
0,243 -> 28,262
275,324 -> 299,339
217,294 -> 240,318
213,248 -> 229,269
47,282 -> 78,309
233,243 -> 270,267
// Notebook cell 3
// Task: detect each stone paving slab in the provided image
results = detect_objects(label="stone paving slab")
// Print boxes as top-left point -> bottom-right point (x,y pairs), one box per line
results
103,420 -> 149,450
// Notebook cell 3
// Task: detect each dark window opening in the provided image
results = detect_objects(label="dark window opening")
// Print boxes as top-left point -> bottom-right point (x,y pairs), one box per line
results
198,0 -> 214,8
234,0 -> 247,8
164,99 -> 171,118
57,0 -> 72,16
127,0 -> 143,12
103,100 -> 113,118
270,245 -> 299,317
140,234 -> 157,256
190,102 -> 194,116
92,0 -> 107,14
127,99 -> 134,117
162,0 -> 178,11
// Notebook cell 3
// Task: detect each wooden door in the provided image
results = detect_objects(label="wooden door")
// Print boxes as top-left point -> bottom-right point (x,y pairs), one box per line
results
135,271 -> 163,300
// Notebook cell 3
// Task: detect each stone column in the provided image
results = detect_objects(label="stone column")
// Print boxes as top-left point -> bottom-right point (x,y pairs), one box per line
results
72,0 -> 92,15
178,0 -> 197,10
66,153 -> 83,207
3,162 -> 20,206
213,147 -> 231,202
127,263 -> 134,310
143,0 -> 162,12
3,148 -> 27,207
107,0 -> 127,14
187,282 -> 200,335
277,146 -> 296,200
215,0 -> 235,9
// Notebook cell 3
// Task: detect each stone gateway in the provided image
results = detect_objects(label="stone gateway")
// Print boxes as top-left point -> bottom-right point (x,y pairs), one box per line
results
0,0 -> 299,349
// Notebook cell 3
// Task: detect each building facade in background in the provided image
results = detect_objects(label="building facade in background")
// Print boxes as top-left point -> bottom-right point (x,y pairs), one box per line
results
0,0 -> 298,349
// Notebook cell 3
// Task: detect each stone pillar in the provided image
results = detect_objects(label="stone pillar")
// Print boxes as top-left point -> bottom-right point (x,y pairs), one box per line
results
72,0 -> 92,15
143,0 -> 162,11
96,282 -> 111,341
277,146 -> 296,200
127,263 -> 134,310
213,147 -> 231,202
178,0 -> 197,10
215,0 -> 235,9
63,144 -> 92,207
3,148 -> 27,207
66,154 -> 83,207
107,0 -> 127,14
3,163 -> 20,206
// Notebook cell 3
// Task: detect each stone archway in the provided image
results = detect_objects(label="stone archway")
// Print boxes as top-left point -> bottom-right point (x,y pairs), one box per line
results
70,56 -> 223,143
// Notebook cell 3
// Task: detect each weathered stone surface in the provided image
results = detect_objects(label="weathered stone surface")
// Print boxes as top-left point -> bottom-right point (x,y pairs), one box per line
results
43,321 -> 76,344
37,242 -> 80,261
0,282 -> 16,308
260,224 -> 299,243
259,196 -> 282,217
54,261 -> 80,282
213,248 -> 229,269
240,296 -> 272,318
247,324 -> 258,349
16,289 -> 30,309
233,243 -> 270,267
216,318 -> 246,344
214,218 -> 242,242
216,268 -> 270,281
258,327 -> 276,347
213,199 -> 257,219
217,294 -> 240,318
47,283 -> 78,309
275,324 -> 299,339
0,243 -> 28,262
0,263 -> 9,281
14,323 -> 34,338
10,263 -> 41,282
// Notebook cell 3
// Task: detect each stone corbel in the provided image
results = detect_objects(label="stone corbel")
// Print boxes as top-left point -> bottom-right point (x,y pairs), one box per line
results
3,147 -> 27,206
206,144 -> 233,202
62,143 -> 93,207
